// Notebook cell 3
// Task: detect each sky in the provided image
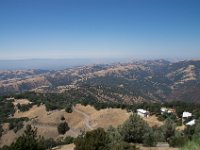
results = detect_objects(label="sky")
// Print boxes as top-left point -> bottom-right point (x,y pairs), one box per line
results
0,0 -> 200,60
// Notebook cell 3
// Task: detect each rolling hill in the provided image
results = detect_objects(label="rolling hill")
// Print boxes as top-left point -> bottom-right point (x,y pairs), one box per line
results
0,59 -> 200,103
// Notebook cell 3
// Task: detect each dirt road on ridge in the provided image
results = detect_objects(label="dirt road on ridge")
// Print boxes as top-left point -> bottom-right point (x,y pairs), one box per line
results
72,106 -> 94,130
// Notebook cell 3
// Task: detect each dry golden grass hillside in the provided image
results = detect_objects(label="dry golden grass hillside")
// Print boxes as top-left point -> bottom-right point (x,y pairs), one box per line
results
0,103 -> 131,147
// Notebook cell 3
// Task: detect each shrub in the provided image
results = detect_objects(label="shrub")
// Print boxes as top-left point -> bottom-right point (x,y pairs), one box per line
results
107,126 -> 123,145
60,115 -> 65,121
0,125 -> 3,138
193,119 -> 200,138
175,119 -> 182,126
162,118 -> 176,142
153,127 -> 165,142
74,128 -> 109,150
157,114 -> 165,121
143,128 -> 157,147
184,125 -> 195,140
169,132 -> 188,147
65,104 -> 73,113
38,137 -> 57,149
120,114 -> 150,143
57,122 -> 70,135
110,141 -> 138,150
63,136 -> 74,144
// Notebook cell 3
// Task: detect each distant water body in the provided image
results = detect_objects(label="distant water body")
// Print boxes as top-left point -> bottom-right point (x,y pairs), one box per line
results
0,58 -> 129,70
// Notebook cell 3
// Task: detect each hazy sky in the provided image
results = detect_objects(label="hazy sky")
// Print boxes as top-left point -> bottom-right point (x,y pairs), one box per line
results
0,0 -> 200,60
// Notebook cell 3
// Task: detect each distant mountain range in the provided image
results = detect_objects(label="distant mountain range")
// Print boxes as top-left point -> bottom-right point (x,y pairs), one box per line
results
0,59 -> 200,103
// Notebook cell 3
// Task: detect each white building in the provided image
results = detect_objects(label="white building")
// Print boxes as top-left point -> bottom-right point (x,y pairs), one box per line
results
161,107 -> 174,115
137,109 -> 149,118
6,97 -> 15,101
186,119 -> 196,126
182,112 -> 192,118
182,111 -> 193,124
161,107 -> 168,115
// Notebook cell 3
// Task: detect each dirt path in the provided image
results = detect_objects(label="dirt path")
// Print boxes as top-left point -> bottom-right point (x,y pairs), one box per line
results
52,144 -> 75,150
68,128 -> 80,137
72,106 -> 93,130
